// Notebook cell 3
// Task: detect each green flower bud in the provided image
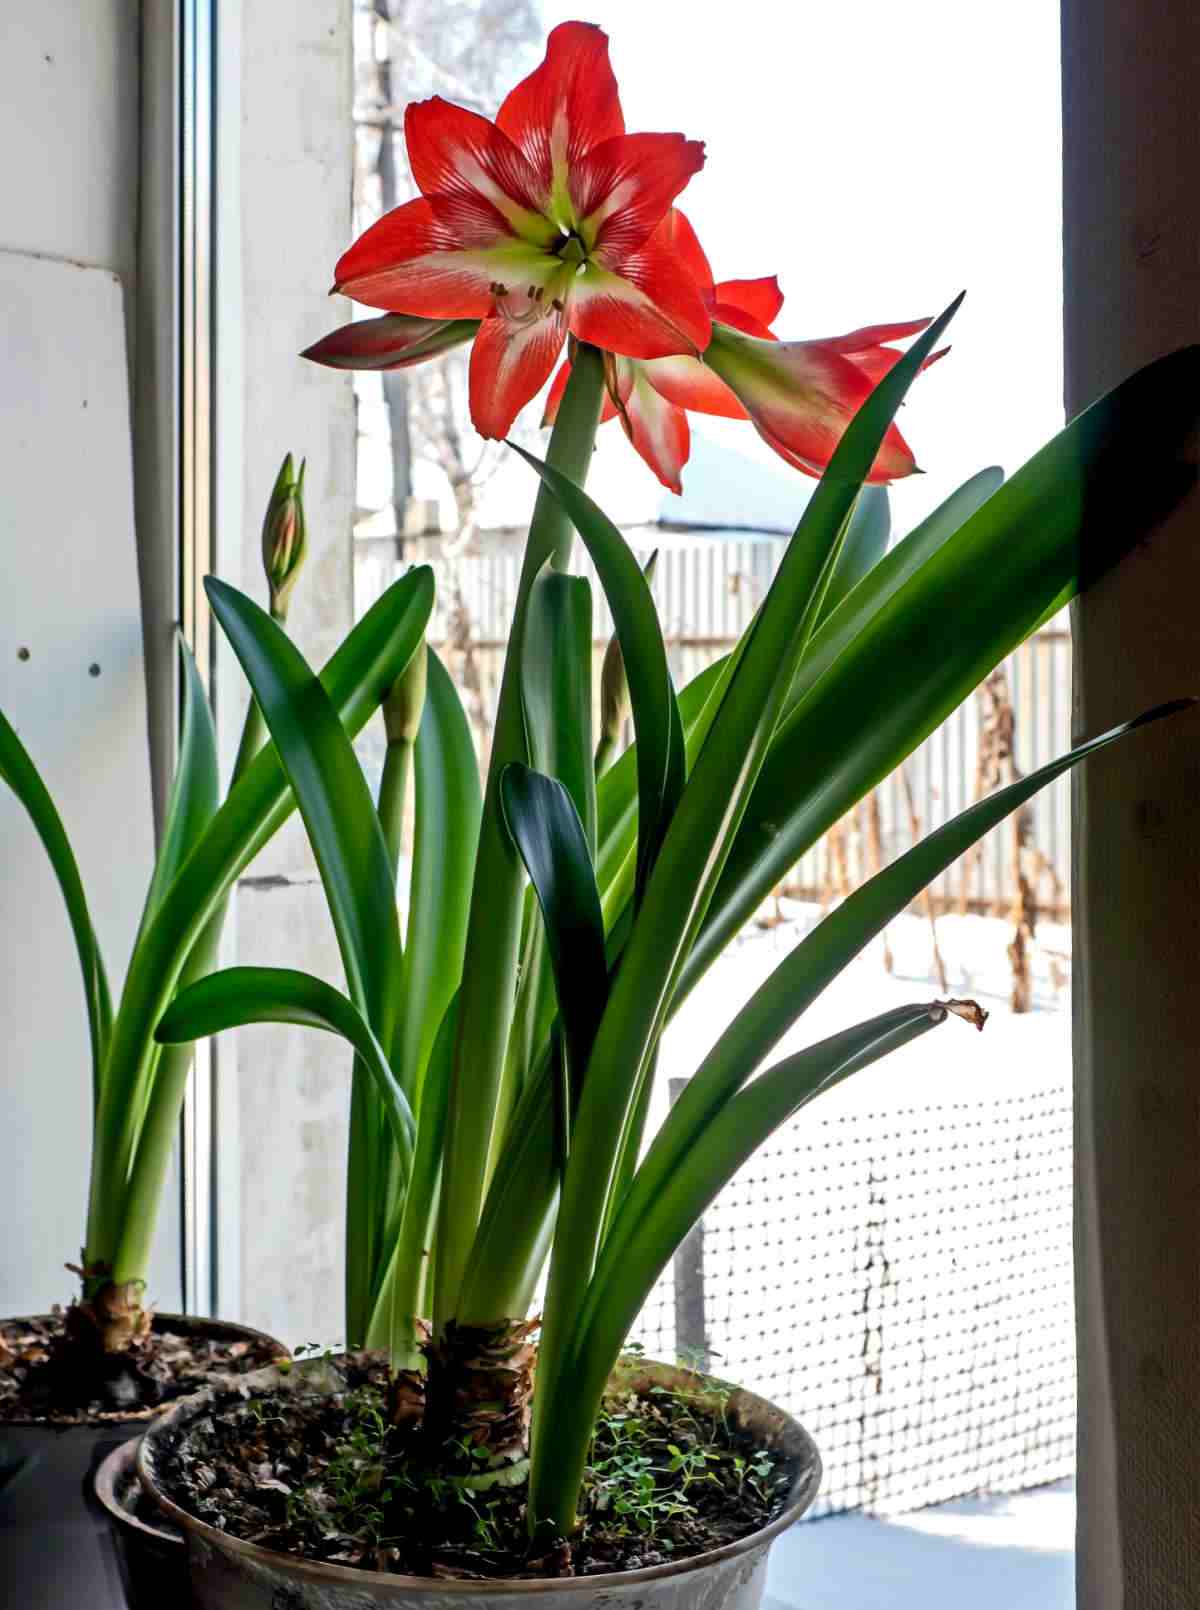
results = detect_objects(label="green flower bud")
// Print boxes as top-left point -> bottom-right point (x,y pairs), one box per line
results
599,549 -> 659,745
261,454 -> 307,621
383,638 -> 428,745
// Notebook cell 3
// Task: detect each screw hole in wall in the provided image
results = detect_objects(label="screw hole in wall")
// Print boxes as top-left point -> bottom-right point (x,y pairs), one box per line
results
17,646 -> 30,662
88,663 -> 101,678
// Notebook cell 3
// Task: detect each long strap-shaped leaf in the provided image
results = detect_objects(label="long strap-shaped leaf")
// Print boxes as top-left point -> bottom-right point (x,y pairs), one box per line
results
528,999 -> 967,1534
818,484 -> 890,623
393,650 -> 480,1108
511,444 -> 685,900
136,635 -> 219,935
500,764 -> 608,1141
594,469 -> 1002,910
86,566 -> 432,1270
206,579 -> 409,1337
0,707 -> 112,1104
604,698 -> 1191,1301
504,570 -> 598,1136
521,568 -> 597,851
531,299 -> 964,1470
206,579 -> 403,1031
687,346 -> 1200,982
367,994 -> 460,1359
456,1033 -> 560,1323
115,635 -> 221,1231
156,965 -> 415,1171
595,657 -> 724,900
434,348 -> 605,1331
466,474 -> 1012,1333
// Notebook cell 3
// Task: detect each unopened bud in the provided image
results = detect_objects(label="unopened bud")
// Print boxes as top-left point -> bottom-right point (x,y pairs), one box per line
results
262,454 -> 307,621
383,638 -> 428,744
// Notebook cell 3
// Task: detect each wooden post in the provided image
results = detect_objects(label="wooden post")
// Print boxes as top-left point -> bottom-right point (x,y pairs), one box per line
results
1063,4 -> 1200,1602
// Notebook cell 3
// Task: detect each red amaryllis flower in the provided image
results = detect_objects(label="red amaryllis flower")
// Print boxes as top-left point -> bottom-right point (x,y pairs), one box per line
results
543,210 -> 783,493
545,205 -> 943,491
329,21 -> 708,440
704,319 -> 946,484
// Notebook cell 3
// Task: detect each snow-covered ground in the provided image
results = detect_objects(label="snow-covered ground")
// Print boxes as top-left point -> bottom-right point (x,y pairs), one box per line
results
657,899 -> 1072,1125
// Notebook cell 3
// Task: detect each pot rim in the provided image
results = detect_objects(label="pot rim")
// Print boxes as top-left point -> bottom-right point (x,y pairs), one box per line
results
93,1435 -> 183,1545
0,1312 -> 290,1429
136,1357 -> 822,1597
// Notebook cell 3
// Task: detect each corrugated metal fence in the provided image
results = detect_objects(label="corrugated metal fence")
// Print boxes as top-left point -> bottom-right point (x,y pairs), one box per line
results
356,530 -> 1072,921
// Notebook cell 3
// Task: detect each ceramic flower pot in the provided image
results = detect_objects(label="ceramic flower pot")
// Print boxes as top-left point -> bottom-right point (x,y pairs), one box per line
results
92,1433 -> 189,1610
137,1357 -> 821,1609
0,1313 -> 286,1610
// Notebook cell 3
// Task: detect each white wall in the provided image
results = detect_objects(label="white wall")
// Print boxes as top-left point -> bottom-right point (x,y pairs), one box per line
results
0,2 -> 181,1314
0,5 -> 139,283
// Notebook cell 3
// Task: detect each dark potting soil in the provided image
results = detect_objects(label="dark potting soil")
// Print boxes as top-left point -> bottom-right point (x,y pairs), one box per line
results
0,1314 -> 282,1424
151,1353 -> 801,1581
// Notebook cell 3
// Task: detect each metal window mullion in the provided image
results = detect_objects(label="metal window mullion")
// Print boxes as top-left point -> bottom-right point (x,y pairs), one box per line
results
179,0 -> 217,1318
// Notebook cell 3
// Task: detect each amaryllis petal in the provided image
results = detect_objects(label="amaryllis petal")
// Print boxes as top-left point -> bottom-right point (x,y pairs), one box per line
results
819,318 -> 932,353
571,237 -> 711,359
469,307 -> 568,440
542,360 -> 619,428
404,97 -> 554,245
640,353 -> 748,420
302,314 -> 479,372
657,209 -> 715,297
333,197 -> 559,317
708,300 -> 778,341
841,342 -> 950,386
757,415 -> 918,485
496,22 -> 624,194
612,362 -> 691,494
333,197 -> 490,314
705,323 -> 921,484
712,275 -> 784,329
572,133 -> 707,257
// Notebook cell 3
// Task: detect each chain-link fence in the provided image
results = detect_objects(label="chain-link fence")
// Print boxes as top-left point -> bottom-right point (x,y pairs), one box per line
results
627,1076 -> 1075,1520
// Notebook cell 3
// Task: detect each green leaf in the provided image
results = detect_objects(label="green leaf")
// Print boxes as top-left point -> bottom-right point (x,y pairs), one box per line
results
86,566 -> 432,1276
521,567 -> 597,852
504,569 -> 598,1146
687,346 -> 1200,984
594,469 -> 1000,912
137,634 -> 219,935
500,764 -> 608,1128
529,303 -> 964,1506
205,579 -> 403,1033
434,347 -> 605,1331
777,467 -> 1006,732
510,445 -> 684,898
367,994 -> 460,1360
529,999 -> 963,1536
595,657 -> 725,902
394,649 -> 481,1107
156,965 -> 415,1170
205,578 -> 408,1339
456,1035 -> 560,1324
600,698 -> 1190,1320
818,484 -> 890,622
0,706 -> 112,1101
